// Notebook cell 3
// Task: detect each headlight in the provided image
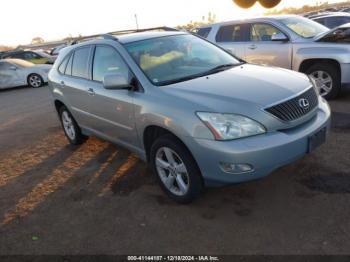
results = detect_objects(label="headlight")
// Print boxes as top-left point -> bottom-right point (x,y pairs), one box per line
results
308,76 -> 320,96
196,112 -> 266,140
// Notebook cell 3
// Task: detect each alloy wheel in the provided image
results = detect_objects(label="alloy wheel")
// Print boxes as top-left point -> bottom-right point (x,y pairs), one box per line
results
155,147 -> 190,196
309,70 -> 333,97
29,75 -> 42,88
61,111 -> 76,140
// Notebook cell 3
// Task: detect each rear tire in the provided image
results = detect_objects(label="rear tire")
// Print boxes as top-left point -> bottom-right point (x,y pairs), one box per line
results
150,134 -> 203,204
306,63 -> 341,100
59,106 -> 87,145
27,74 -> 43,88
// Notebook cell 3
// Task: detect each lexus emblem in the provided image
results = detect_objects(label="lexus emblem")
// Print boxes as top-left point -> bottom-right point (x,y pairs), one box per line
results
298,98 -> 310,109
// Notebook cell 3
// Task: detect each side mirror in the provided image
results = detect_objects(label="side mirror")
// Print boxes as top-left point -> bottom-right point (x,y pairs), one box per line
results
271,33 -> 288,42
103,73 -> 131,90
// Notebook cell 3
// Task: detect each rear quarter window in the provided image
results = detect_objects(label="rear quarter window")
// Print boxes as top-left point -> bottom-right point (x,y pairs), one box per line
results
196,27 -> 212,38
71,47 -> 91,79
58,54 -> 70,74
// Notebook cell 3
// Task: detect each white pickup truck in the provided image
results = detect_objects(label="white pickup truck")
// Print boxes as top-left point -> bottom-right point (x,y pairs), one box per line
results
197,15 -> 350,99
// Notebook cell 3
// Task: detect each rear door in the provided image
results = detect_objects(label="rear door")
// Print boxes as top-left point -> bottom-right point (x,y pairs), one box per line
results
59,46 -> 94,128
214,23 -> 249,59
245,23 -> 292,69
87,45 -> 138,147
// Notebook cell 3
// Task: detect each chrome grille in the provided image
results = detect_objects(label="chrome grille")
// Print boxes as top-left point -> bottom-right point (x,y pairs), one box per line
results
265,87 -> 318,122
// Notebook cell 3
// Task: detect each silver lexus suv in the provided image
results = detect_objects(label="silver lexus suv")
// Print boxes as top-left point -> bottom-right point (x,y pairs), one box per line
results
49,29 -> 331,203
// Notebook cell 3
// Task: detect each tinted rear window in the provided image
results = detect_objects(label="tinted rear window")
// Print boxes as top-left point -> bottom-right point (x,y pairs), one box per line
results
58,54 -> 70,74
71,47 -> 90,79
216,24 -> 245,42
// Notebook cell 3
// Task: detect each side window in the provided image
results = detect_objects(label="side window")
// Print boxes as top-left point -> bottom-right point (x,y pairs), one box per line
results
71,47 -> 90,79
196,27 -> 211,38
92,46 -> 129,82
58,54 -> 70,74
250,23 -> 285,41
314,18 -> 325,26
326,17 -> 350,28
24,52 -> 39,59
12,53 -> 23,59
216,24 -> 245,42
65,53 -> 73,75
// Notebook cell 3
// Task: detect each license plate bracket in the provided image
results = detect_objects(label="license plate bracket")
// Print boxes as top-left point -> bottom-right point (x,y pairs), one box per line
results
308,127 -> 326,153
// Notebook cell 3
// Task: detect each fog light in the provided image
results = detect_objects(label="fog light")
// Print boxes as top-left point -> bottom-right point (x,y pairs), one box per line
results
219,162 -> 254,174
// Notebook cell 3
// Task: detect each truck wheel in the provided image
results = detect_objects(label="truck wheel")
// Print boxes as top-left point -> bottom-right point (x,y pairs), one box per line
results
306,63 -> 341,100
59,106 -> 87,145
150,134 -> 203,204
233,0 -> 256,8
258,0 -> 281,8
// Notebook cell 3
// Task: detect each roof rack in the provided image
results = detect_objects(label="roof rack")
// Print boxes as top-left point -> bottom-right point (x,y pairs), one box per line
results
70,26 -> 179,45
108,26 -> 179,35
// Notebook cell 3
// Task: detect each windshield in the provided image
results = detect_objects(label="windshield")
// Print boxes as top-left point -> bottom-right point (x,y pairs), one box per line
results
124,34 -> 241,85
11,59 -> 34,67
279,16 -> 329,38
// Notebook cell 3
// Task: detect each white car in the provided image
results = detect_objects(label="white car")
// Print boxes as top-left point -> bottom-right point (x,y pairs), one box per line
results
0,59 -> 51,89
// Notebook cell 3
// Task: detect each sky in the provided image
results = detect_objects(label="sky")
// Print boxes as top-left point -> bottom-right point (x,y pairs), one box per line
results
0,0 -> 346,46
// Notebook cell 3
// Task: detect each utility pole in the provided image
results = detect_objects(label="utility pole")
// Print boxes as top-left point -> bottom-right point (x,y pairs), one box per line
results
134,14 -> 139,29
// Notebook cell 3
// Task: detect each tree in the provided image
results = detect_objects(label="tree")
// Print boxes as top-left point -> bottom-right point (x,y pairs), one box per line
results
31,37 -> 45,44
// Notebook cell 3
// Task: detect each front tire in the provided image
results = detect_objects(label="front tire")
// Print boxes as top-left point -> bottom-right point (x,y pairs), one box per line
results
27,74 -> 43,88
59,106 -> 87,145
150,134 -> 203,204
306,63 -> 341,100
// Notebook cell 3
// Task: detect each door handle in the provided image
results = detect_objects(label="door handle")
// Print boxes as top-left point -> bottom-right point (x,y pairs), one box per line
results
248,44 -> 257,50
87,88 -> 95,96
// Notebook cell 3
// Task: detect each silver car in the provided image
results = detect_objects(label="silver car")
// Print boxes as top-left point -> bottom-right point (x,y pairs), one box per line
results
49,31 -> 330,203
0,59 -> 51,89
197,15 -> 350,99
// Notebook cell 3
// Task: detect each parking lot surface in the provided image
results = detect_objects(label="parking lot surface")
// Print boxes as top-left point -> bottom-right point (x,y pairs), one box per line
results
0,86 -> 350,255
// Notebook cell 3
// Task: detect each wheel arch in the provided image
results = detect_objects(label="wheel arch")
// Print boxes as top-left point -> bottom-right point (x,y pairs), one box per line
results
143,125 -> 204,186
54,99 -> 66,114
298,58 -> 341,76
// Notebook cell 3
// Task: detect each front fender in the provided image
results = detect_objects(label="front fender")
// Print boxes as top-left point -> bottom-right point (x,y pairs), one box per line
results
293,46 -> 350,71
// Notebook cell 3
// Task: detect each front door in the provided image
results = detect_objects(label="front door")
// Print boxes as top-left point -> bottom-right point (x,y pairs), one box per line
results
88,45 -> 138,147
245,23 -> 292,69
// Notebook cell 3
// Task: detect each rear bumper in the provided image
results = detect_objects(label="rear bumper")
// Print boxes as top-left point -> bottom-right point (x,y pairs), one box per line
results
185,99 -> 331,186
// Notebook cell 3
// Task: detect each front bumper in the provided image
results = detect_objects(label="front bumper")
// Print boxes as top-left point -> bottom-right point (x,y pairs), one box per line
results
185,99 -> 331,186
341,63 -> 350,85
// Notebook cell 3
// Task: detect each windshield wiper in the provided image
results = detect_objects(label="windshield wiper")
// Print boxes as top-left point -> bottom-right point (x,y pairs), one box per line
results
157,62 -> 244,86
206,63 -> 240,73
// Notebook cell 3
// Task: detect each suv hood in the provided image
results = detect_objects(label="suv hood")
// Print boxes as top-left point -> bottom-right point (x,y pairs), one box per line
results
314,22 -> 350,43
164,64 -> 311,111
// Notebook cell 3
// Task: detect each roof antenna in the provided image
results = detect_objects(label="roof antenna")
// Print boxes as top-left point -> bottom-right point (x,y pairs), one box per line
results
134,14 -> 139,30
